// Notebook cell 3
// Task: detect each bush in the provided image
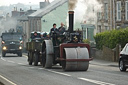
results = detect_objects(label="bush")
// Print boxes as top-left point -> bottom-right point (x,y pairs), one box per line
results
83,39 -> 90,44
94,28 -> 128,49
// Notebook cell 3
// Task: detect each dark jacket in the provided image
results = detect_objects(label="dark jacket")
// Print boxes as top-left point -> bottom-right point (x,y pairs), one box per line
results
58,26 -> 65,34
49,28 -> 59,36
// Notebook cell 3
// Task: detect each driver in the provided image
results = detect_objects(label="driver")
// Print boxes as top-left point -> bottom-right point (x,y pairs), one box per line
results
49,23 -> 59,37
32,32 -> 40,39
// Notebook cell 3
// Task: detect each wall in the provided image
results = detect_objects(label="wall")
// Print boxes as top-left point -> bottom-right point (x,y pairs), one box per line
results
102,46 -> 116,61
91,45 -> 121,62
28,17 -> 41,35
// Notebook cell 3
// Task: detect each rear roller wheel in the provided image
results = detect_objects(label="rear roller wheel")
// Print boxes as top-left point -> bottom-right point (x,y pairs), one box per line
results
42,40 -> 54,68
33,52 -> 39,66
28,52 -> 33,65
2,52 -> 6,57
62,47 -> 89,71
18,52 -> 22,57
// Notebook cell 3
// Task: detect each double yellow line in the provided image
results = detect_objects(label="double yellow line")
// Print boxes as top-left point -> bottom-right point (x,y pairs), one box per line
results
0,74 -> 17,85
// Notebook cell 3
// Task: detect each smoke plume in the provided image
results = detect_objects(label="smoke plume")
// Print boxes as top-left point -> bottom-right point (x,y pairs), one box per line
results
68,0 -> 102,24
68,0 -> 78,11
0,17 -> 17,35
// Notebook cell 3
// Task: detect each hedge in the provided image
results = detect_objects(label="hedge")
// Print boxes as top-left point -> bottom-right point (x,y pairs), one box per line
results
83,39 -> 90,44
94,28 -> 128,49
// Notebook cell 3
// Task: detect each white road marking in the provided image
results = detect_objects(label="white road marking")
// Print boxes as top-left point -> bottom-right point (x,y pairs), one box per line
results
7,60 -> 15,63
23,55 -> 28,58
1,57 -> 6,61
38,68 -> 44,70
0,74 -> 17,85
17,63 -> 24,65
78,77 -> 115,85
28,67 -> 35,69
47,70 -> 71,77
56,63 -> 60,66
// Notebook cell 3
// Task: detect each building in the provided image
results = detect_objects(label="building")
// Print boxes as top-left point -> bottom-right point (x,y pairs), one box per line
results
12,7 -> 25,18
40,0 -> 50,9
17,9 -> 37,48
96,0 -> 128,33
28,0 -> 95,41
81,24 -> 95,41
96,0 -> 113,33
28,0 -> 68,37
114,0 -> 128,29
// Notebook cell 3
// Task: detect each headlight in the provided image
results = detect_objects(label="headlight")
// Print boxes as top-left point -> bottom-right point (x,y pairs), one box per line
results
3,46 -> 7,50
19,46 -> 22,49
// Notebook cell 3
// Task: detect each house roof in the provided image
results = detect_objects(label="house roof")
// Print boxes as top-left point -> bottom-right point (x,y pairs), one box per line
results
28,0 -> 67,18
17,10 -> 37,21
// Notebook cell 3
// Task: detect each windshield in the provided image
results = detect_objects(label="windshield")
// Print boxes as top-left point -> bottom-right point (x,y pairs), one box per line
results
2,33 -> 22,41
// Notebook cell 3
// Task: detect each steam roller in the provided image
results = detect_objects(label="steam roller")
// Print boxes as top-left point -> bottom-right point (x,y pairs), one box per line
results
63,47 -> 89,71
42,40 -> 92,71
42,11 -> 92,71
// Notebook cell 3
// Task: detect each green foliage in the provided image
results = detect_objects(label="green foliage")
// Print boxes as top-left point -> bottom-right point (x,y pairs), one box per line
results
94,28 -> 128,49
83,39 -> 90,44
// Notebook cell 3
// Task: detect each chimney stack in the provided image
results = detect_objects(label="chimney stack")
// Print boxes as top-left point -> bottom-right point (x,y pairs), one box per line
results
16,7 -> 17,11
14,7 -> 15,11
68,11 -> 74,33
20,8 -> 22,11
30,6 -> 32,10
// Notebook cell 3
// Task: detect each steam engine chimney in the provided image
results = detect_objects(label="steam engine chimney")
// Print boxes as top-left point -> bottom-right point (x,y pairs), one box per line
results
68,11 -> 74,33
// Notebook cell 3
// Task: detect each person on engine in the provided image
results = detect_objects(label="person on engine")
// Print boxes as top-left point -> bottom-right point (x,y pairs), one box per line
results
49,23 -> 59,36
58,22 -> 65,34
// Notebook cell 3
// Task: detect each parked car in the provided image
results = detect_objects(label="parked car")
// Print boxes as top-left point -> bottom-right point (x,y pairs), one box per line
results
119,43 -> 128,71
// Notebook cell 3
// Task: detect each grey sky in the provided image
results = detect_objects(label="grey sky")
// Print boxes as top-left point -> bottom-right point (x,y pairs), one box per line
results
0,0 -> 54,6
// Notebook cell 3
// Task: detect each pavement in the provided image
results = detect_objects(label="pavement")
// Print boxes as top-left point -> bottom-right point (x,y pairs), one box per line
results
90,58 -> 118,67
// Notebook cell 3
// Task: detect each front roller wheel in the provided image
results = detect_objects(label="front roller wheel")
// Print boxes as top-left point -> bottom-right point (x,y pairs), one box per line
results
42,40 -> 54,68
62,47 -> 89,71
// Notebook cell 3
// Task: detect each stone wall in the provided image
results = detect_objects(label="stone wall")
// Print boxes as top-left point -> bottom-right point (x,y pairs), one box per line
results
102,46 -> 116,61
91,45 -> 121,62
91,48 -> 103,59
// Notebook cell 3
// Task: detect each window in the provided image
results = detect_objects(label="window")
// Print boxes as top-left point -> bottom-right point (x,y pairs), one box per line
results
105,3 -> 108,20
105,26 -> 109,30
98,26 -> 101,33
98,12 -> 102,20
116,1 -> 121,21
125,46 -> 128,54
125,1 -> 128,20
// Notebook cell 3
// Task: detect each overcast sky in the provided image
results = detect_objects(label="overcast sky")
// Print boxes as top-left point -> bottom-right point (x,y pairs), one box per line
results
0,0 -> 54,6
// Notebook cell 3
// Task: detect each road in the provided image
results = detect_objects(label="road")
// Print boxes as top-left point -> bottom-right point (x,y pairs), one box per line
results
0,53 -> 127,85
